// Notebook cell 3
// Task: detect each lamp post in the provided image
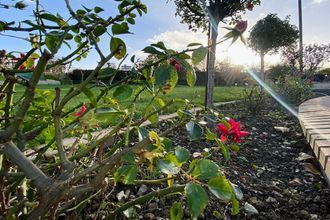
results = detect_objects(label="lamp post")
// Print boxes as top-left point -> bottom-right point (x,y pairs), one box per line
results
298,0 -> 303,74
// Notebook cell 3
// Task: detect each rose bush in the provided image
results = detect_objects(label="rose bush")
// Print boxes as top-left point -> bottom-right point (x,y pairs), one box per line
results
0,0 -> 250,219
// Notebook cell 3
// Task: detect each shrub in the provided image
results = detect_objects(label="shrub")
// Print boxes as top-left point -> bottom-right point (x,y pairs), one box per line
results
0,1 -> 249,219
242,86 -> 267,113
273,76 -> 313,105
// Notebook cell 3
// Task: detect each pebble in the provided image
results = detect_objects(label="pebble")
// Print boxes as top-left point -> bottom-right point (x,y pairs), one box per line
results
310,214 -> 318,219
299,210 -> 310,218
137,184 -> 148,195
144,213 -> 155,219
148,202 -> 158,210
266,196 -> 277,203
313,195 -> 321,203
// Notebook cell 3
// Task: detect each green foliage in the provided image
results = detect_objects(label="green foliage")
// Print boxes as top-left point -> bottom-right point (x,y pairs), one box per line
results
242,86 -> 267,114
0,1 -> 246,219
185,182 -> 208,218
173,0 -> 261,32
272,76 -> 313,105
266,64 -> 294,83
249,14 -> 299,55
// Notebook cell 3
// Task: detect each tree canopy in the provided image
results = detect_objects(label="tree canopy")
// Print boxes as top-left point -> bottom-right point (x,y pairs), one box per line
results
173,0 -> 260,31
249,14 -> 299,55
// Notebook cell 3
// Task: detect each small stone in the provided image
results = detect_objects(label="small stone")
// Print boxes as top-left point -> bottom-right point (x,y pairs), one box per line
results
252,127 -> 257,131
266,196 -> 277,203
310,214 -> 318,219
137,184 -> 148,195
144,213 -> 155,219
272,191 -> 284,198
148,202 -> 158,210
248,197 -> 258,205
313,195 -> 321,203
116,191 -> 127,201
299,210 -> 310,218
283,141 -> 291,145
244,202 -> 259,215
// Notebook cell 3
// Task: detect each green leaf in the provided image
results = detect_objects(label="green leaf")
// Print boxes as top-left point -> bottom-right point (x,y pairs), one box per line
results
40,13 -> 61,23
208,176 -> 233,201
185,121 -> 203,140
215,138 -> 230,161
191,159 -> 219,181
94,107 -> 125,122
113,85 -> 133,101
192,46 -> 207,65
150,41 -> 167,50
158,159 -> 180,175
145,105 -> 159,124
175,146 -> 190,164
205,129 -> 217,141
161,137 -> 174,151
170,202 -> 183,220
185,182 -> 208,219
187,42 -> 202,47
93,25 -> 106,36
231,196 -> 240,215
127,17 -> 135,24
142,46 -> 165,55
110,37 -> 127,60
114,165 -> 138,185
45,35 -> 59,52
82,87 -> 97,106
94,6 -> 104,13
186,67 -> 196,87
137,127 -> 148,142
121,152 -> 135,164
123,165 -> 138,184
112,23 -> 130,35
154,64 -> 178,94
74,35 -> 82,43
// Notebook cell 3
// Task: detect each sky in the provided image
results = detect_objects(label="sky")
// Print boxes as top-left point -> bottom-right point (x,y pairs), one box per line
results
1,0 -> 330,69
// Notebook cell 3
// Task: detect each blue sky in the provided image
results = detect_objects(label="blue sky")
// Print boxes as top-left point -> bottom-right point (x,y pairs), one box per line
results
1,0 -> 329,69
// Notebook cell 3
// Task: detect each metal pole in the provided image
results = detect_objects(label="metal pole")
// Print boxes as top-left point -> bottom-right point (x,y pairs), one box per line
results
298,0 -> 303,74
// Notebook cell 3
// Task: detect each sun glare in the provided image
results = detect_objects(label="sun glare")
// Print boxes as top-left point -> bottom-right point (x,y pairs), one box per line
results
216,43 -> 281,66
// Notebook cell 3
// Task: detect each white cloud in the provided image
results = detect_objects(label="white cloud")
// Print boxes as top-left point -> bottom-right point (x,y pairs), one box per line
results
311,0 -> 328,5
146,30 -> 207,51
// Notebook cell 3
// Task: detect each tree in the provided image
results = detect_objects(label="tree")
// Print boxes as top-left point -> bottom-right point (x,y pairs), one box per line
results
248,14 -> 299,80
281,43 -> 330,76
174,0 -> 260,108
0,0 -> 247,218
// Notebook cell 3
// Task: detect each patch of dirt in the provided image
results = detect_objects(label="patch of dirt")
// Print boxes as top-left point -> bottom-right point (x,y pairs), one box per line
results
79,102 -> 330,220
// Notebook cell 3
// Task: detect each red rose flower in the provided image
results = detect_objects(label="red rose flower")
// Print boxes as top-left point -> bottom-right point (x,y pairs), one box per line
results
216,118 -> 249,143
73,104 -> 86,117
246,2 -> 254,11
169,58 -> 181,72
235,20 -> 248,33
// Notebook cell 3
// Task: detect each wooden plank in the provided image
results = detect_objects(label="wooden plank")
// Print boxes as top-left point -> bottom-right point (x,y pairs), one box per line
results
319,147 -> 330,169
299,96 -> 330,184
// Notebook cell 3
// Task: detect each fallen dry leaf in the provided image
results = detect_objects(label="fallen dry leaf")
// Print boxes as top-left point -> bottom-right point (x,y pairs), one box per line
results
303,163 -> 321,176
297,152 -> 314,161
289,177 -> 302,185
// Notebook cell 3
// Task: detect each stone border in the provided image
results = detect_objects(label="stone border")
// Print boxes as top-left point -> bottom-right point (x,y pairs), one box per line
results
299,96 -> 330,185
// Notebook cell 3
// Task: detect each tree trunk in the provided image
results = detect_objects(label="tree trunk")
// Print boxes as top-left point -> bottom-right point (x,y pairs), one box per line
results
205,21 -> 219,109
260,52 -> 265,81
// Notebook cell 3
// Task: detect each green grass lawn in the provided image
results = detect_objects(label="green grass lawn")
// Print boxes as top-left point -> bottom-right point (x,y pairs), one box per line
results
14,84 -> 244,114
